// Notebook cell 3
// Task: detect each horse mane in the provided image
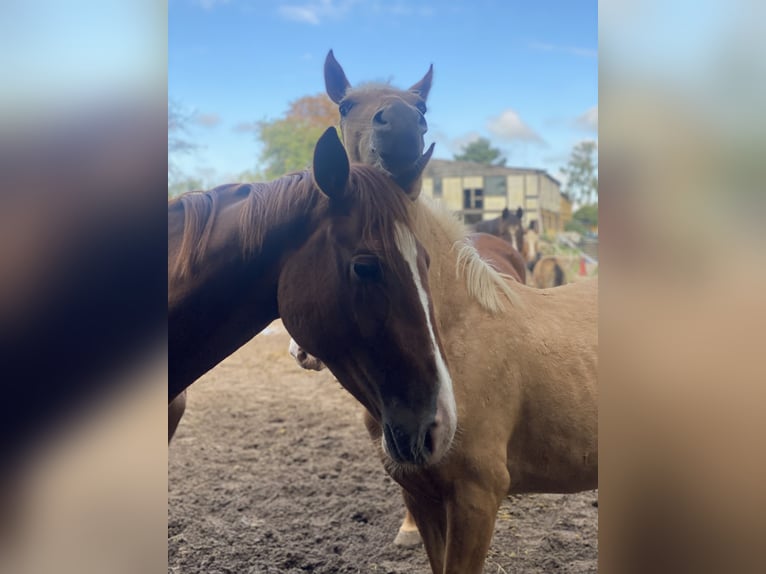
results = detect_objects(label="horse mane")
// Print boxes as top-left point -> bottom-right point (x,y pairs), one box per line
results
170,166 -> 413,282
169,186 -> 225,279
413,197 -> 522,312
169,174 -> 317,280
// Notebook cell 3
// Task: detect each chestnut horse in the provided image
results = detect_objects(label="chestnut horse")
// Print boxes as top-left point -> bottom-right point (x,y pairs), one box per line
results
170,50 -> 437,445
169,129 -> 456,468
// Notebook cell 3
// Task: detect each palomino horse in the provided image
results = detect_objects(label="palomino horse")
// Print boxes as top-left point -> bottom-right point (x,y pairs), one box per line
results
169,129 -> 456,469
352,187 -> 598,574
531,255 -> 567,288
289,181 -> 597,572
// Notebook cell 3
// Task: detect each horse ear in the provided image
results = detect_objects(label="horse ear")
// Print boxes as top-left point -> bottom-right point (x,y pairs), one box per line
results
501,207 -> 510,220
408,64 -> 433,100
516,207 -> 524,219
313,127 -> 350,202
324,50 -> 351,104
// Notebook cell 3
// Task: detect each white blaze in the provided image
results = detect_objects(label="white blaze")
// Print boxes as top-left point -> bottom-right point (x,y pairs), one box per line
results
393,222 -> 457,461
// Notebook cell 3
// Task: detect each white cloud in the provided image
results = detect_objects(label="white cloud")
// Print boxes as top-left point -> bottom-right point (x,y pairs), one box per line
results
279,5 -> 320,24
575,106 -> 598,131
487,109 -> 545,144
278,0 -> 359,25
430,129 -> 483,157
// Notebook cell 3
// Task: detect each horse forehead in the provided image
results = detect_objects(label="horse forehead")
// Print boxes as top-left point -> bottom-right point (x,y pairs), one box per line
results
348,86 -> 418,108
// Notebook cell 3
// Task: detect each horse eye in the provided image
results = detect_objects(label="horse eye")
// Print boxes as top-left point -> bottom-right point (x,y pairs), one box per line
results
416,101 -> 427,114
351,256 -> 382,281
339,100 -> 354,117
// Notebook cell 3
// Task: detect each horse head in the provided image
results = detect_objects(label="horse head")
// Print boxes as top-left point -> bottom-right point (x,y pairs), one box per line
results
324,50 -> 433,191
278,128 -> 452,467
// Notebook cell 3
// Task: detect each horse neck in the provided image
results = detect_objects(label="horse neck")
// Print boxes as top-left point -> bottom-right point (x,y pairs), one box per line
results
168,177 -> 317,398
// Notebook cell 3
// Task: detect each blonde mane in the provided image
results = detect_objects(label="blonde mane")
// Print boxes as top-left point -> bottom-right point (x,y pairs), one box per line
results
412,196 -> 522,312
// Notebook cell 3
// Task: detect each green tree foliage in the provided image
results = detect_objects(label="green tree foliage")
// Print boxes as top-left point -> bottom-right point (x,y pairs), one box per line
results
561,140 -> 598,205
573,204 -> 598,228
454,137 -> 507,166
256,94 -> 338,179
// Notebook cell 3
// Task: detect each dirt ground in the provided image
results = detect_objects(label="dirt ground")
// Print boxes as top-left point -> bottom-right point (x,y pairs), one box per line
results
168,322 -> 598,573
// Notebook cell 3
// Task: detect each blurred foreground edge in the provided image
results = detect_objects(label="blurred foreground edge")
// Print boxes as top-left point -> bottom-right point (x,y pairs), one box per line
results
0,101 -> 167,473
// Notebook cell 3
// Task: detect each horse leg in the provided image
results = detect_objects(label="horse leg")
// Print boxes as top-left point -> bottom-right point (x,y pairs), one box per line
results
168,390 -> 187,442
401,489 -> 447,573
393,506 -> 422,547
442,481 -> 506,574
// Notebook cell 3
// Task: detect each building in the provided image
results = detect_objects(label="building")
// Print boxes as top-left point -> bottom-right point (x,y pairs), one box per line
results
421,159 -> 570,235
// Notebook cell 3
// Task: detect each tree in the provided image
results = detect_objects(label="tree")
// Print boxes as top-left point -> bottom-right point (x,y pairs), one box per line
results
454,138 -> 506,166
561,140 -> 598,205
256,94 -> 338,179
573,204 -> 598,229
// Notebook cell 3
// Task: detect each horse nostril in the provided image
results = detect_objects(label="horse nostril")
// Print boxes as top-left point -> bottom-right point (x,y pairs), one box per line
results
373,109 -> 386,125
297,351 -> 307,362
423,426 -> 434,456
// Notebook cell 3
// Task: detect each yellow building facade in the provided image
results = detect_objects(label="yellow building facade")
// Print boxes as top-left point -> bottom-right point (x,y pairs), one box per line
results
421,159 -> 568,235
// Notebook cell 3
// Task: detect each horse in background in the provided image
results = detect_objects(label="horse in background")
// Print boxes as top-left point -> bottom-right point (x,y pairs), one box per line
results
523,220 -> 567,288
472,207 -> 525,253
532,256 -> 567,288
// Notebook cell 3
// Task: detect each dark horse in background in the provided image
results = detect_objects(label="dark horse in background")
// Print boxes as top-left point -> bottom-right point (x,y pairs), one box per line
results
473,207 -> 525,252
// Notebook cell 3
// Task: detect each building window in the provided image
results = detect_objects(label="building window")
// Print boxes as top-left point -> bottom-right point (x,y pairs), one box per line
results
463,188 -> 484,224
463,188 -> 484,209
433,177 -> 442,198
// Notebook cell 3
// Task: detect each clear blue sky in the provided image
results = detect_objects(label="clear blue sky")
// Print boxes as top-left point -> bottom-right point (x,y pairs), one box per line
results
169,0 -> 597,185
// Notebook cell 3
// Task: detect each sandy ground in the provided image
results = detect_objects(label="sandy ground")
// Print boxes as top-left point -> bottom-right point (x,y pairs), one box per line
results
168,322 -> 598,573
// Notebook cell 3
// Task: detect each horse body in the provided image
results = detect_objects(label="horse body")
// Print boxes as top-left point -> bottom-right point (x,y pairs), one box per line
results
467,232 -> 525,283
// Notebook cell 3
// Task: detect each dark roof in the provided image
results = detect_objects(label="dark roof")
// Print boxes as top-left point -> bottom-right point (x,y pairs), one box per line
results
423,159 -> 561,186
